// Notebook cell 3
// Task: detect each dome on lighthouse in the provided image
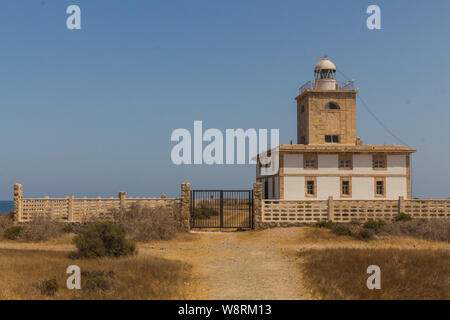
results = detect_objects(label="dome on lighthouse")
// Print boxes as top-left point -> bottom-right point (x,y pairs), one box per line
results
313,56 -> 337,89
314,57 -> 336,72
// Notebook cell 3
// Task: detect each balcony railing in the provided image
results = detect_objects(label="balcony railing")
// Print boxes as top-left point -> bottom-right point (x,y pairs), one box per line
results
299,80 -> 355,95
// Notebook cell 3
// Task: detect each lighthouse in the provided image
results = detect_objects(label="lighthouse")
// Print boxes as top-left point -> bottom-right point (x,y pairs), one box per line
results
256,57 -> 416,200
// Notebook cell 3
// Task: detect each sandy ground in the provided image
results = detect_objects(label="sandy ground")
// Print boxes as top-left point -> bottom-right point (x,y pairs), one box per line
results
1,227 -> 448,300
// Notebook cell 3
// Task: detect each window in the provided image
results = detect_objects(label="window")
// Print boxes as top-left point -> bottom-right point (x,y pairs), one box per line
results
305,177 -> 316,197
340,160 -> 350,168
264,181 -> 269,199
374,177 -> 386,197
325,102 -> 340,110
272,178 -> 275,199
372,155 -> 387,170
340,177 -> 352,197
301,105 -> 305,113
325,135 -> 340,143
339,154 -> 353,170
376,181 -> 383,195
303,153 -> 318,169
305,160 -> 315,168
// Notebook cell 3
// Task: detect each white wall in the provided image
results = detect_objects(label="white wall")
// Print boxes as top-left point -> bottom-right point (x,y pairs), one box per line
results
284,176 -> 305,200
283,154 -> 406,175
281,153 -> 408,200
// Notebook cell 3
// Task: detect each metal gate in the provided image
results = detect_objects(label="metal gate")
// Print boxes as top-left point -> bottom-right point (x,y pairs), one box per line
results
191,190 -> 254,229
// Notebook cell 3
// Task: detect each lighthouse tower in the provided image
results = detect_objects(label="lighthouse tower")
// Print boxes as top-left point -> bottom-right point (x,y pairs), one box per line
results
296,56 -> 357,145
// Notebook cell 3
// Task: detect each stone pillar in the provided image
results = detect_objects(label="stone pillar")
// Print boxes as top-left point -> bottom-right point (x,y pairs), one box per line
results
118,191 -> 127,211
180,183 -> 191,231
398,196 -> 404,214
67,195 -> 74,222
253,182 -> 263,229
328,196 -> 334,222
13,184 -> 23,222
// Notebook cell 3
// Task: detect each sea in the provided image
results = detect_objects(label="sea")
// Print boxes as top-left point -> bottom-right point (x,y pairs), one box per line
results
0,201 -> 14,214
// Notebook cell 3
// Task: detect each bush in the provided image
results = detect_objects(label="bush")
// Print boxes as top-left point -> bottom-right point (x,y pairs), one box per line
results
113,204 -> 182,242
192,206 -> 219,219
3,226 -> 23,240
72,222 -> 137,258
0,212 -> 14,230
363,219 -> 386,231
332,224 -> 352,236
394,212 -> 412,222
82,270 -> 115,292
354,228 -> 375,241
19,215 -> 65,242
313,220 -> 334,229
37,278 -> 58,296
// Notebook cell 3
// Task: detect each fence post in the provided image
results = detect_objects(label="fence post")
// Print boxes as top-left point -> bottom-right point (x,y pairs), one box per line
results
118,191 -> 127,211
398,196 -> 404,214
253,182 -> 263,229
13,183 -> 23,223
67,195 -> 74,222
328,196 -> 334,222
181,183 -> 191,231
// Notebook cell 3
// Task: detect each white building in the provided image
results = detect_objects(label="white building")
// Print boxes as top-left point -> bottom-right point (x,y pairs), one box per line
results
257,57 -> 415,200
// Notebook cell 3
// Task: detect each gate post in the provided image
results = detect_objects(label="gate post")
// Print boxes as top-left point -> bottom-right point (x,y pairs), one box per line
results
253,182 -> 263,229
118,191 -> 127,211
13,183 -> 23,223
67,195 -> 74,222
328,196 -> 334,222
398,196 -> 404,214
181,183 -> 191,231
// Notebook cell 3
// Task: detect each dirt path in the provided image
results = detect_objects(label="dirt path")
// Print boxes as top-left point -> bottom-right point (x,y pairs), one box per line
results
1,227 -> 448,300
140,229 -> 313,299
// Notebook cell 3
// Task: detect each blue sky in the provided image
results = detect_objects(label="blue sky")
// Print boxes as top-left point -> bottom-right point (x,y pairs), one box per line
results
0,0 -> 449,199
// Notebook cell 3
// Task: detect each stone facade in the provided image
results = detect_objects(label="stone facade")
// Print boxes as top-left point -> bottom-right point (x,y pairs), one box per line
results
180,182 -> 191,231
253,182 -> 263,229
296,90 -> 357,145
13,183 -> 23,222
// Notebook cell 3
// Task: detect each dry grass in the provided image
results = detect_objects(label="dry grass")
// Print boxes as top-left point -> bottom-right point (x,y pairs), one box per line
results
0,249 -> 193,300
298,248 -> 450,300
0,213 -> 14,240
112,204 -> 184,242
378,219 -> 450,242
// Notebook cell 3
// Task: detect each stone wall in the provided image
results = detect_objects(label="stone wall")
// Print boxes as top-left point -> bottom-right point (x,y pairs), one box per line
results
13,183 -> 191,231
254,194 -> 450,228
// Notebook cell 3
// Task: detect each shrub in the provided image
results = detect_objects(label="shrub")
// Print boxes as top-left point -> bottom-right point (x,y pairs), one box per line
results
363,219 -> 386,231
72,222 -> 137,258
354,228 -> 375,241
113,204 -> 182,242
313,220 -> 334,229
3,226 -> 23,240
332,224 -> 352,236
192,206 -> 219,219
82,270 -> 115,292
394,212 -> 412,222
37,278 -> 58,296
0,212 -> 14,231
19,215 -> 65,242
